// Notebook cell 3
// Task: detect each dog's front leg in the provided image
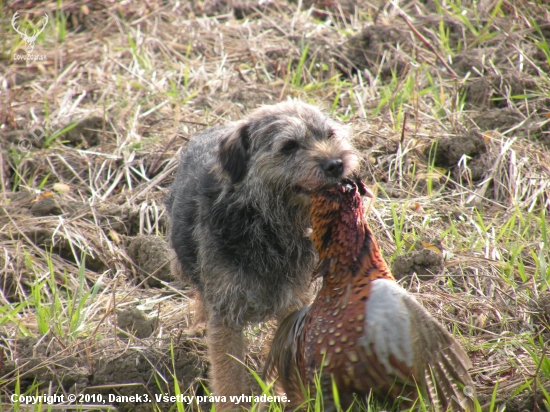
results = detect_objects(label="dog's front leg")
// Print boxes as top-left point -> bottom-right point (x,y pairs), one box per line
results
206,316 -> 249,410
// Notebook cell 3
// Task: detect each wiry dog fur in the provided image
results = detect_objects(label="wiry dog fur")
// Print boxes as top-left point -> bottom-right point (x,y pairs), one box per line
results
165,101 -> 359,409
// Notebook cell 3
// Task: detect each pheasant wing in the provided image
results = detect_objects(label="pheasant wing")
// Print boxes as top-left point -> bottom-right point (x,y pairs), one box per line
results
360,279 -> 475,411
263,307 -> 310,405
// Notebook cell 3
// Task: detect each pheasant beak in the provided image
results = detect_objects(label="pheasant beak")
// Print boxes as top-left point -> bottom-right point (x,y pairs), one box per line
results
350,174 -> 375,198
362,185 -> 375,198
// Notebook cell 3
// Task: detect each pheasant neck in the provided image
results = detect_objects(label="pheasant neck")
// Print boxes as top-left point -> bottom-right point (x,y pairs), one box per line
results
320,220 -> 394,291
310,188 -> 394,294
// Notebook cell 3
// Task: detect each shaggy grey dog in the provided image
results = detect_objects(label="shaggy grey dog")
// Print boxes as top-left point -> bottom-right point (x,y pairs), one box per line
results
165,101 -> 359,409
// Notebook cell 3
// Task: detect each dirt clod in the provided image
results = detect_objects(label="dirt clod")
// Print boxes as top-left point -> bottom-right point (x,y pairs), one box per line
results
96,203 -> 141,236
4,336 -> 89,393
91,340 -> 208,410
472,108 -> 524,132
463,77 -> 493,108
391,248 -> 444,280
30,196 -> 63,216
117,307 -> 156,339
432,129 -> 486,170
127,236 -> 174,287
432,128 -> 490,182
344,25 -> 409,79
454,47 -> 538,110
64,117 -> 108,148
451,51 -> 484,77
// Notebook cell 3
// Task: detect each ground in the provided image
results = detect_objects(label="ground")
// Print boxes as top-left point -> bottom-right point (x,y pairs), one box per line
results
1,0 -> 550,411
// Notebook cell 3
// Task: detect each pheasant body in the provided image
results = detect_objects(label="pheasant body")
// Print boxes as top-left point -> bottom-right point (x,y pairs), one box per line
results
265,180 -> 475,411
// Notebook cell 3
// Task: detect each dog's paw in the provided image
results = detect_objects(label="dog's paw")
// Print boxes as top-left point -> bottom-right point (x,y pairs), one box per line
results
188,322 -> 207,337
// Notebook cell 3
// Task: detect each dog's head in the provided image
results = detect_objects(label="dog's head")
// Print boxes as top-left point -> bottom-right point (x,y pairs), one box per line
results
218,101 -> 359,205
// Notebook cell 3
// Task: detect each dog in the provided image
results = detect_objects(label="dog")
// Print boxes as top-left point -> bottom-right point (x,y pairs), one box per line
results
165,101 -> 359,409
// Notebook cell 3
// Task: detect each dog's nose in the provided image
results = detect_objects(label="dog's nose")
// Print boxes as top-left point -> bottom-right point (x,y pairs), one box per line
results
322,159 -> 344,177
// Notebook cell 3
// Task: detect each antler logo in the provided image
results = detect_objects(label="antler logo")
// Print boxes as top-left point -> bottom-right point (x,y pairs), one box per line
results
11,11 -> 49,54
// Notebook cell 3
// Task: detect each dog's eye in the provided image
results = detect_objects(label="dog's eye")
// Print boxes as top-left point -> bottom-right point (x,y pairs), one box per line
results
280,140 -> 299,154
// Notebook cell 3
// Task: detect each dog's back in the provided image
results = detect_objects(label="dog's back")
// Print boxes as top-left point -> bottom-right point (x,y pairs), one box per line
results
166,125 -> 228,288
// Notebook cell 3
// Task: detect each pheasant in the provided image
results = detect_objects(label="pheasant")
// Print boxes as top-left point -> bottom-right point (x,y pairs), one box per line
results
264,178 -> 475,411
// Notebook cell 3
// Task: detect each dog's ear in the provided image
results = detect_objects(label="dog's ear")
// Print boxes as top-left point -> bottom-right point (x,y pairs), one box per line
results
218,123 -> 250,184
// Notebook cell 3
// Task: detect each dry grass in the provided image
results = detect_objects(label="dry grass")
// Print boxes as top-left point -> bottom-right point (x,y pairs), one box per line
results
1,0 -> 550,410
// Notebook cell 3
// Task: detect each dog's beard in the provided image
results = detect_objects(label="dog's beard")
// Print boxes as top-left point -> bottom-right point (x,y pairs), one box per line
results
289,191 -> 312,237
